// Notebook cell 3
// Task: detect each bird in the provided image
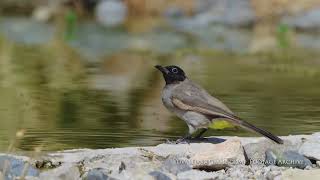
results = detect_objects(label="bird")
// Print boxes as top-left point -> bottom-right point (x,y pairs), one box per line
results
155,65 -> 283,144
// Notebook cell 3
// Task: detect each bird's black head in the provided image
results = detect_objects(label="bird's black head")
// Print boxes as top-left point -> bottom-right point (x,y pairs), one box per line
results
155,65 -> 186,84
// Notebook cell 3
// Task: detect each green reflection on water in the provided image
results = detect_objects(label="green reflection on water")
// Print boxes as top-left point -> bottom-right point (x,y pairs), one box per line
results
0,38 -> 320,151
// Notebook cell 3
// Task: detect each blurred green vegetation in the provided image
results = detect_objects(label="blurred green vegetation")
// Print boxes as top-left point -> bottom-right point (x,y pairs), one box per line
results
276,24 -> 291,49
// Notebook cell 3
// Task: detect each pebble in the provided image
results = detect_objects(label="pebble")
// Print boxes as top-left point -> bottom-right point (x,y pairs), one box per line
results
149,171 -> 172,180
85,168 -> 109,180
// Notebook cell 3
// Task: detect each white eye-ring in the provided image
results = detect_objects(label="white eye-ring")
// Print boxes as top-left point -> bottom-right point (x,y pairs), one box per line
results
172,68 -> 178,73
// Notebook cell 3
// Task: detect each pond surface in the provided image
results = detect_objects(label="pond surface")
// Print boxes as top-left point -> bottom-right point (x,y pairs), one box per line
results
0,18 -> 320,152
1,43 -> 320,152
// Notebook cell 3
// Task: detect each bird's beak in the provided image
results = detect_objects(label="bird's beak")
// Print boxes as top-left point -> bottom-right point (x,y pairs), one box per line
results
155,65 -> 169,74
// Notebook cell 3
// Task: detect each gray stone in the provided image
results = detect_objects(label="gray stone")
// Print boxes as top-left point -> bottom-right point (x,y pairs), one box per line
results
265,149 -> 312,169
278,151 -> 312,169
265,149 -> 277,166
161,157 -> 191,175
282,8 -> 320,31
0,17 -> 54,45
244,138 -> 302,162
299,141 -> 320,161
169,0 -> 255,28
186,25 -> 252,53
177,170 -> 218,180
0,155 -> 39,179
95,0 -> 127,27
149,171 -> 172,180
164,6 -> 185,18
226,165 -> 255,180
85,168 -> 109,180
39,163 -> 80,180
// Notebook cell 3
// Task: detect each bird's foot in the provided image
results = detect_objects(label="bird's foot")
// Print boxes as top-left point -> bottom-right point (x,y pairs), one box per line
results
165,139 -> 177,144
175,137 -> 191,144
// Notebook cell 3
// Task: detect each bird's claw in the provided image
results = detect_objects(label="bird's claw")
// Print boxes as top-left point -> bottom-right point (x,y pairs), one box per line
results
165,139 -> 176,144
175,137 -> 191,144
165,138 -> 189,144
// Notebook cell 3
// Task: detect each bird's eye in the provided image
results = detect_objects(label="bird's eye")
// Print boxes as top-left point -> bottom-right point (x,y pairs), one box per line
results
171,68 -> 178,73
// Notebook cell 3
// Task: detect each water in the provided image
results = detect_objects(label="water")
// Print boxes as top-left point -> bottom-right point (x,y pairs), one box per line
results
0,40 -> 320,152
0,18 -> 320,151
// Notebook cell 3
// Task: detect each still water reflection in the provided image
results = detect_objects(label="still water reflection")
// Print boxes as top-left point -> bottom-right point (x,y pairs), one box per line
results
0,41 -> 320,151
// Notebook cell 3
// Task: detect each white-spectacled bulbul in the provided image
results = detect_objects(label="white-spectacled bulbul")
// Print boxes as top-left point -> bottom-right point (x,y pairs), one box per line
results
155,65 -> 283,144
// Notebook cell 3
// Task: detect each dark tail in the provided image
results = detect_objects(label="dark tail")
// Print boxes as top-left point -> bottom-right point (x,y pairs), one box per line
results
226,116 -> 283,144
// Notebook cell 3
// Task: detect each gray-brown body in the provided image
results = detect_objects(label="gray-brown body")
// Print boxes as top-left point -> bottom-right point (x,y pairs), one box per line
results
162,78 -> 232,134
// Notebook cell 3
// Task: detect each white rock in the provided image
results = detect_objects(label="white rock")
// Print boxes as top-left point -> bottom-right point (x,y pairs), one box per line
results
153,138 -> 245,170
299,141 -> 320,161
191,139 -> 246,170
311,132 -> 320,141
280,169 -> 320,180
32,6 -> 56,22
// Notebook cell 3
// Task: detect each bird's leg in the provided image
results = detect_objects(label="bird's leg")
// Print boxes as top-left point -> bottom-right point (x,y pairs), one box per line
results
175,133 -> 192,144
194,128 -> 208,139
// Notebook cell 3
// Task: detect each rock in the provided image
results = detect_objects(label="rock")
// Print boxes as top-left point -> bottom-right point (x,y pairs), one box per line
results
226,165 -> 255,179
266,150 -> 312,169
118,161 -> 126,173
153,139 -> 246,170
312,132 -> 320,140
1,133 -> 319,179
0,155 -> 39,179
149,171 -> 172,180
169,0 -> 255,28
280,169 -> 320,180
190,139 -> 246,170
282,8 -> 320,31
0,17 -> 54,45
265,149 -> 277,166
299,141 -> 320,161
95,0 -> 127,27
277,151 -> 312,169
39,163 -> 80,180
244,138 -> 302,162
316,161 -> 320,167
177,170 -> 218,180
85,168 -> 109,180
265,149 -> 313,169
164,6 -> 185,18
32,5 -> 57,22
161,157 -> 192,175
183,25 -> 251,53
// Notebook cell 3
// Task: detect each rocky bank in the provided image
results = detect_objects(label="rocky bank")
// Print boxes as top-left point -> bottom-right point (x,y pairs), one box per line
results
1,132 -> 320,180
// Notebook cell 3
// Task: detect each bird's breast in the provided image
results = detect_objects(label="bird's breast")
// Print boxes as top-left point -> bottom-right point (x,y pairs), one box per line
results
161,85 -> 186,118
161,87 -> 174,110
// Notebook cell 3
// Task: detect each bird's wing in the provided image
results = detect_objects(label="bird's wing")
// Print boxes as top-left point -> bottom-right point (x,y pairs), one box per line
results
171,79 -> 283,144
171,79 -> 236,119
